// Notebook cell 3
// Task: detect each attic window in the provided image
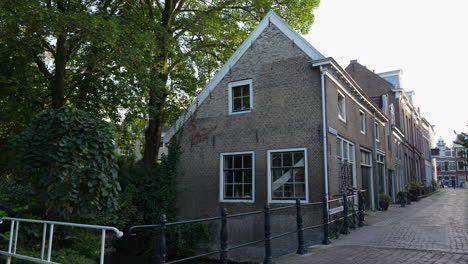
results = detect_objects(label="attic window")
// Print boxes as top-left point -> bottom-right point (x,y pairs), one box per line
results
229,79 -> 253,115
338,90 -> 346,122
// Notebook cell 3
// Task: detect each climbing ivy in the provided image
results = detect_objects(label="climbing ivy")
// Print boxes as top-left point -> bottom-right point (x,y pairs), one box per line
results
13,106 -> 120,220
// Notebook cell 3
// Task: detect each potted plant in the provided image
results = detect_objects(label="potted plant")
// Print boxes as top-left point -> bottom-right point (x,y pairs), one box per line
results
379,193 -> 391,211
397,191 -> 406,207
408,181 -> 422,201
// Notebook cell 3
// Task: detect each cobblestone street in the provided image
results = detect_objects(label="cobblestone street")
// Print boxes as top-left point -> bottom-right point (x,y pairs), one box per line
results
277,189 -> 468,264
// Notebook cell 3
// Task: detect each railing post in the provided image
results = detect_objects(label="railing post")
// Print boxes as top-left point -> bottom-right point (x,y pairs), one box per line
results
350,194 -> 356,230
322,196 -> 330,245
334,215 -> 340,239
263,203 -> 272,264
296,199 -> 305,255
7,220 -> 14,264
99,229 -> 106,264
341,193 -> 350,235
220,208 -> 228,264
47,224 -> 54,262
159,215 -> 167,264
358,191 -> 364,227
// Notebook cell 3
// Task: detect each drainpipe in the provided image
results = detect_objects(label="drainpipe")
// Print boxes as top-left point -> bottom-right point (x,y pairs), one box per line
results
319,66 -> 330,212
372,114 -> 377,210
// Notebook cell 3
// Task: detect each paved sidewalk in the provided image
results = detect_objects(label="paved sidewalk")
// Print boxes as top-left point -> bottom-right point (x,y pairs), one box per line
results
275,189 -> 468,264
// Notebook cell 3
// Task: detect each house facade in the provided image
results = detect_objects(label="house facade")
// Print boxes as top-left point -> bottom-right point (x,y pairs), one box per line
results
346,61 -> 436,202
162,11 -> 436,259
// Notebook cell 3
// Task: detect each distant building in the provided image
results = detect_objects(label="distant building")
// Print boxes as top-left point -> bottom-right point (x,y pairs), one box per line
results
346,61 -> 436,202
432,137 -> 467,187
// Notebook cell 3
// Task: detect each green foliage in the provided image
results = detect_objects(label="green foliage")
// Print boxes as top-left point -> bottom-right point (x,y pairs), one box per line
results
408,181 -> 422,201
13,107 -> 120,220
379,193 -> 391,203
113,138 -> 209,260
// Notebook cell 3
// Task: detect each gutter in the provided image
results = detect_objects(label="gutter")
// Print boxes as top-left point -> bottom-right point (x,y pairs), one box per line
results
319,66 -> 330,211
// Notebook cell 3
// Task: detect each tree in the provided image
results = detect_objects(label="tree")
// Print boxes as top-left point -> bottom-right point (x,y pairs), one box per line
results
120,0 -> 321,166
0,0 -> 125,110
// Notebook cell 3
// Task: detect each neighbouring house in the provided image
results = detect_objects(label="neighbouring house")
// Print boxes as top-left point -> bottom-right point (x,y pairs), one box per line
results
346,61 -> 436,202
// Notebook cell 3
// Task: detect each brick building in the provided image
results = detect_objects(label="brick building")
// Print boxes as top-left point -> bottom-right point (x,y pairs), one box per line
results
162,11 -> 436,259
433,136 -> 468,187
346,61 -> 437,202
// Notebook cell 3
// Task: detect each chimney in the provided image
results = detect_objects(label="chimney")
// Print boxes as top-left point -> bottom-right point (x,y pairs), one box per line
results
350,59 -> 357,64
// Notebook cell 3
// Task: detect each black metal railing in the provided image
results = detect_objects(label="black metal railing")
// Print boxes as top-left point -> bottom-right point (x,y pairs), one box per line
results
129,190 -> 366,264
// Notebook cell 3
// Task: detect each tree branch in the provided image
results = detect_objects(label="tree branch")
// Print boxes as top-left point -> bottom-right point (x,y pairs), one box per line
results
34,56 -> 53,82
41,39 -> 57,58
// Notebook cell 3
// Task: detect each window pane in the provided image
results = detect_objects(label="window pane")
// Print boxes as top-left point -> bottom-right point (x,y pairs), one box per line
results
234,156 -> 243,168
293,152 -> 304,166
343,143 -> 349,160
233,98 -> 242,111
224,156 -> 233,169
244,170 -> 252,183
233,86 -> 242,97
243,155 -> 252,168
272,169 -> 283,181
284,169 -> 293,182
283,152 -> 292,167
233,184 -> 243,198
242,96 -> 250,110
241,85 -> 249,96
234,170 -> 243,183
293,168 -> 305,183
225,184 -> 233,198
244,184 -> 252,198
284,184 -> 293,197
224,171 -> 233,184
337,139 -> 342,158
272,153 -> 282,167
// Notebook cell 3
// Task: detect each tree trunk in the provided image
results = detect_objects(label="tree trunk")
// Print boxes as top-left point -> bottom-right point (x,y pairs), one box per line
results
141,1 -> 176,166
51,34 -> 67,109
142,72 -> 169,166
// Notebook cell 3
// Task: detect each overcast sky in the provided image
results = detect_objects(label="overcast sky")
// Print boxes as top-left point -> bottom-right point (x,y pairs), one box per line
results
304,0 -> 467,147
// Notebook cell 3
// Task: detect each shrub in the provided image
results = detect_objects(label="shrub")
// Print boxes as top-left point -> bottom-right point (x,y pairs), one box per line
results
13,106 -> 120,221
408,181 -> 422,201
113,137 -> 209,260
379,193 -> 391,203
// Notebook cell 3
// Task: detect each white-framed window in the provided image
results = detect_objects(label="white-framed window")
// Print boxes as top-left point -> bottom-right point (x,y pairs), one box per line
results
376,153 -> 386,194
360,110 -> 366,135
337,137 -> 355,163
337,90 -> 346,122
360,150 -> 372,167
228,79 -> 253,115
374,122 -> 380,142
458,161 -> 465,171
267,148 -> 308,203
337,137 -> 356,190
219,151 -> 254,202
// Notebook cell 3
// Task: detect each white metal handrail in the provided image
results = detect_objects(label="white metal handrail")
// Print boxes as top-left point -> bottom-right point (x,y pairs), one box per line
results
0,217 -> 124,264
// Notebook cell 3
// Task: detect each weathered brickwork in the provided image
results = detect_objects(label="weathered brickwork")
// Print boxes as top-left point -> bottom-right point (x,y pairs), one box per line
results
173,24 -> 325,258
324,75 -> 387,200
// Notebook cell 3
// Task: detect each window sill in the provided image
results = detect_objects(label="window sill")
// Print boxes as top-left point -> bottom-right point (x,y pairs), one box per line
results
220,199 -> 255,203
229,109 -> 252,115
268,199 -> 309,204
